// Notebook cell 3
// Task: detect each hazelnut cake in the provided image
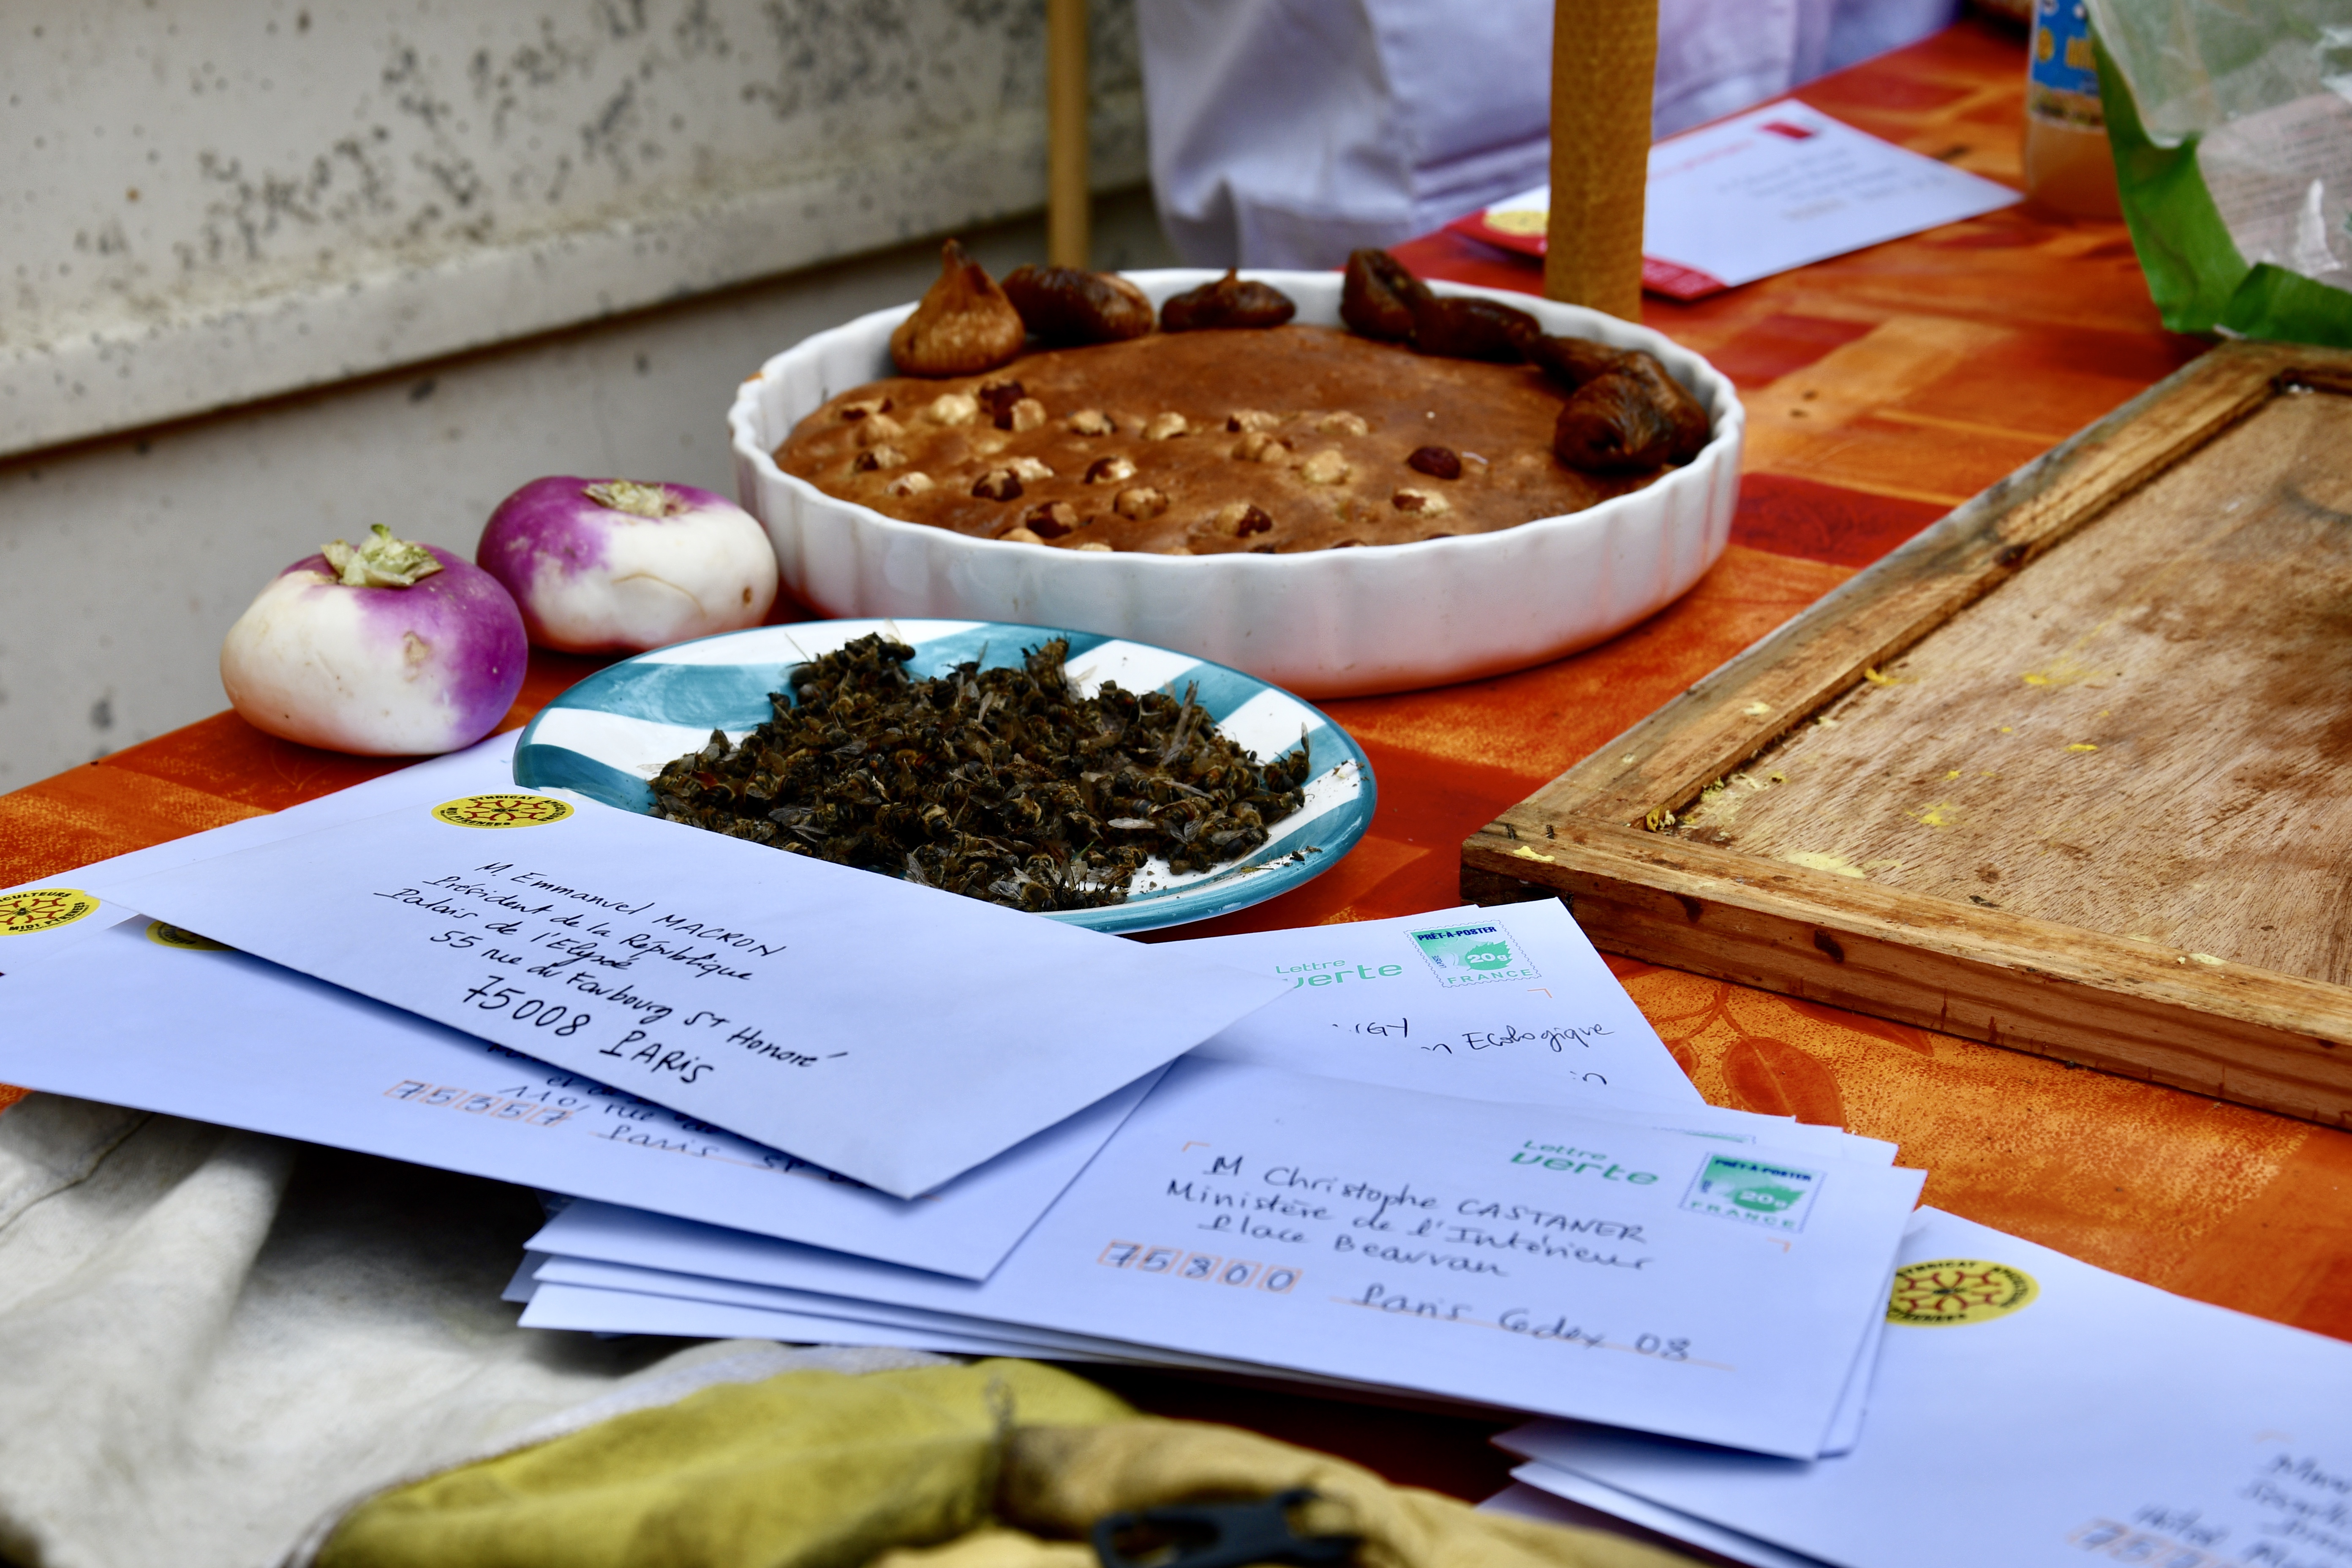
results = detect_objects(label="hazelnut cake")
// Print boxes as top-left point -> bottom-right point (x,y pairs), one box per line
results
775,249 -> 1710,557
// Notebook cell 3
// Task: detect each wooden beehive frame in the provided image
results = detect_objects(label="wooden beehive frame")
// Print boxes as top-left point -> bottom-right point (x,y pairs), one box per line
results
1461,340 -> 2352,1127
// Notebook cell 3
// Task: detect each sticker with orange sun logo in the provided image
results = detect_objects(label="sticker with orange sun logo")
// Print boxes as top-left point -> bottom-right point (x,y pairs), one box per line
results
0,887 -> 101,937
1886,1258 -> 2039,1326
430,794 -> 577,830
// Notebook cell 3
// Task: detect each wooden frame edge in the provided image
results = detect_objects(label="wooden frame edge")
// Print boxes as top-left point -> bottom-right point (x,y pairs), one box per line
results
1462,826 -> 2352,1126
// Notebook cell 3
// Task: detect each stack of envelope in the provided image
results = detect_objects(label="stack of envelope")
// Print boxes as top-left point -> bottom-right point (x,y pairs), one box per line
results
3,737 -> 1925,1459
1484,1206 -> 2352,1567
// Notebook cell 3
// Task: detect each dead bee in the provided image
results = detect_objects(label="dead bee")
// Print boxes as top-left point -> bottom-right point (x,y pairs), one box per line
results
648,633 -> 1309,912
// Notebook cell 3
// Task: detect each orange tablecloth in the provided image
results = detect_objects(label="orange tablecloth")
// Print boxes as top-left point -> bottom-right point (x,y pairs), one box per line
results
3,16 -> 2343,1501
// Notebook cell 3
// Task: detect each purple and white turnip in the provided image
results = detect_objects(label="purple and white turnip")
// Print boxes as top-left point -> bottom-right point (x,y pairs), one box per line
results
474,477 -> 779,654
220,525 -> 528,756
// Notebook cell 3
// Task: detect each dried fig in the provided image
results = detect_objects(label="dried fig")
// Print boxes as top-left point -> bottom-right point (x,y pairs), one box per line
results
1528,333 -> 1631,390
1160,270 -> 1298,332
890,241 -> 1026,378
1411,294 -> 1539,362
1340,248 -> 1429,342
1620,351 -> 1712,460
1552,352 -> 1711,472
1001,264 -> 1156,346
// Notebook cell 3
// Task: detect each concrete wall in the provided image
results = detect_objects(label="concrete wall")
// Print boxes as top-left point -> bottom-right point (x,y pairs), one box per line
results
0,0 -> 1171,789
3,0 -> 1146,457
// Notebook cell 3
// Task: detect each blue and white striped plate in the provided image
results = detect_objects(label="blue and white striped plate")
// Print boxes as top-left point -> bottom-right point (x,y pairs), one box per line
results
512,620 -> 1375,933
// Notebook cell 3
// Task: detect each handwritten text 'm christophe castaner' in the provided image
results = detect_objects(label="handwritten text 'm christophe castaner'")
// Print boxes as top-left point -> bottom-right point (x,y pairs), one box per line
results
376,860 -> 818,1087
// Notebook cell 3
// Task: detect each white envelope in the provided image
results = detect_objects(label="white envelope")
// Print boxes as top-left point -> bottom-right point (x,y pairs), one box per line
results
523,1255 -> 1310,1377
104,791 -> 1287,1197
533,1057 -> 1924,1456
520,1281 -> 1081,1360
1642,100 -> 2023,289
525,1090 -> 1896,1451
1502,1208 -> 2352,1568
0,879 -> 1704,1278
1177,902 -> 1703,1106
1478,100 -> 2022,294
7,735 -> 523,966
0,918 -> 1158,1277
526,1199 -> 1889,1451
518,1256 -> 1514,1405
4,786 -> 1704,1279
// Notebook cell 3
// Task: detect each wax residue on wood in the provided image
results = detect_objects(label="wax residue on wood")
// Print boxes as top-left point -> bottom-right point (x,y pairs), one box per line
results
1672,389 -> 2352,984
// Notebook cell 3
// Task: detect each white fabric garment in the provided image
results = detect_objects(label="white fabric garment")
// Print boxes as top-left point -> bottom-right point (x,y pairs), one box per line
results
1136,0 -> 1963,267
0,1092 -> 945,1568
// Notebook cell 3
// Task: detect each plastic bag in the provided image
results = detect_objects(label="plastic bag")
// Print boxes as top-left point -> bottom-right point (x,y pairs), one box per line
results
2088,0 -> 2352,344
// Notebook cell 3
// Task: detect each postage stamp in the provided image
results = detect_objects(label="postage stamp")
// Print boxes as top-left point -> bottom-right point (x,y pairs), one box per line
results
1407,921 -> 1539,988
1680,1153 -> 1826,1233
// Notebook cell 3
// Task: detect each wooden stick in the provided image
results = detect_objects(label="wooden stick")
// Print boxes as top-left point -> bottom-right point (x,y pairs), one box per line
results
1544,0 -> 1658,319
1047,0 -> 1090,267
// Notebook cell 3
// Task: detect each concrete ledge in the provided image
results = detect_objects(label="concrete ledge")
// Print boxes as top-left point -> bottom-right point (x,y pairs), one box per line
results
2,116 -> 1143,459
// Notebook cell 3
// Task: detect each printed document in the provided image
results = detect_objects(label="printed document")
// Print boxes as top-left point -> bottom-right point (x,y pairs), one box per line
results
105,790 -> 1285,1197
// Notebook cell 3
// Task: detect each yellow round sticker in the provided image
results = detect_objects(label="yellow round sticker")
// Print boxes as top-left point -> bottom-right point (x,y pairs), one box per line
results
0,887 -> 101,937
146,921 -> 231,952
431,794 -> 575,829
1484,209 -> 1549,236
1887,1258 -> 2039,1326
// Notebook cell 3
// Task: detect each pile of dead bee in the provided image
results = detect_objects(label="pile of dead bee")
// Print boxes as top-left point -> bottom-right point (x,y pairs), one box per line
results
649,634 -> 1311,912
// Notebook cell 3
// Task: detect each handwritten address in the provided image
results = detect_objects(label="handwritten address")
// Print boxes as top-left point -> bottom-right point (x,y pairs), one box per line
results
1130,1146 -> 1716,1372
374,858 -> 834,1092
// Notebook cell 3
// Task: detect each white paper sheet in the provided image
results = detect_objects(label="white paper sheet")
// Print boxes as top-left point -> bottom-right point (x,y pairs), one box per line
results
532,1058 -> 1923,1456
1178,903 -> 1701,1105
0,919 -> 1157,1278
105,791 -> 1287,1197
1502,1208 -> 2352,1568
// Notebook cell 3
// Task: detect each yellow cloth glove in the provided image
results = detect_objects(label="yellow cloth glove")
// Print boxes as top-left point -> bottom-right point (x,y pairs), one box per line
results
321,1358 -> 1695,1568
318,1359 -> 1129,1568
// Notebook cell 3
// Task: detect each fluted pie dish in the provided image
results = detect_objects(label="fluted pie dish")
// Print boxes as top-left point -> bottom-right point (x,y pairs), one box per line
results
727,270 -> 1742,699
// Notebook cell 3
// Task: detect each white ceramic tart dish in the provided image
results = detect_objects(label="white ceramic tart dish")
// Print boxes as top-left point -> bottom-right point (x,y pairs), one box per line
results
728,269 -> 1744,699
